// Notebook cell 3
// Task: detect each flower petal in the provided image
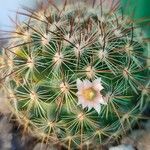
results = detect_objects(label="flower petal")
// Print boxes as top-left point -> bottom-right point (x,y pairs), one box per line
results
93,78 -> 104,91
76,91 -> 82,96
78,96 -> 89,108
93,104 -> 101,114
99,97 -> 107,105
83,79 -> 92,88
77,78 -> 83,90
94,94 -> 107,105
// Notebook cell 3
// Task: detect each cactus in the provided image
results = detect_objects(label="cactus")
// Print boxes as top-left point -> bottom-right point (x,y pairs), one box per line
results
0,0 -> 149,149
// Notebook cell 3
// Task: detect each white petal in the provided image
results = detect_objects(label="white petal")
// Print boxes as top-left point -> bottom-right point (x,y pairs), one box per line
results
77,101 -> 80,105
93,78 -> 104,91
82,102 -> 88,108
99,97 -> 107,105
77,78 -> 83,90
78,96 -> 89,108
78,96 -> 84,103
84,101 -> 92,109
76,91 -> 82,96
83,79 -> 92,88
94,94 -> 107,105
80,100 -> 89,109
94,94 -> 102,102
88,105 -> 92,111
87,101 -> 93,108
94,104 -> 101,114
93,78 -> 101,83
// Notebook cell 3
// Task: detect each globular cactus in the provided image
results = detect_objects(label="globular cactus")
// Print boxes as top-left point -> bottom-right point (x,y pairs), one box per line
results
0,0 -> 149,149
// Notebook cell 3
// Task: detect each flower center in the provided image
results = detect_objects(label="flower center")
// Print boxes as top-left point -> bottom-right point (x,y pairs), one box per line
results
82,88 -> 97,101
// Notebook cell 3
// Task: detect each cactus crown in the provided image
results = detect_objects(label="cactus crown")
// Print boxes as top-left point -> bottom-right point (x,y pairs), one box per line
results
0,0 -> 149,149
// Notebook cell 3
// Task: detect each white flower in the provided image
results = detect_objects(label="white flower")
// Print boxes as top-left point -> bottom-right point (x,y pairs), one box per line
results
76,78 -> 107,113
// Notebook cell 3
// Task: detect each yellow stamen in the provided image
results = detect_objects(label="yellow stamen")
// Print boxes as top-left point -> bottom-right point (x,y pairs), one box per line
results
82,88 -> 97,101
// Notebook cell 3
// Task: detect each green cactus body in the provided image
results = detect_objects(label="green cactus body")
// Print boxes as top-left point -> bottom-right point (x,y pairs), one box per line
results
0,0 -> 149,149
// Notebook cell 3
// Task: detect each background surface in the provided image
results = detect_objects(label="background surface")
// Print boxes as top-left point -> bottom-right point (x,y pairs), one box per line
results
0,0 -> 42,30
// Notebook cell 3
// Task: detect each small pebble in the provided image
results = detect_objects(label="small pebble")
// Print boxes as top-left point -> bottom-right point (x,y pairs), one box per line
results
0,116 -> 12,150
0,92 -> 11,114
121,121 -> 150,150
33,143 -> 57,150
109,144 -> 135,150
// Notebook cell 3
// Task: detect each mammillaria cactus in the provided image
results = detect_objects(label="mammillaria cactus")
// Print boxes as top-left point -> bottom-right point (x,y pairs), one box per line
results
0,0 -> 149,149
